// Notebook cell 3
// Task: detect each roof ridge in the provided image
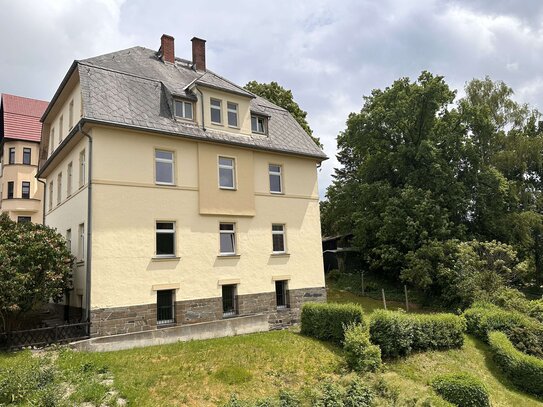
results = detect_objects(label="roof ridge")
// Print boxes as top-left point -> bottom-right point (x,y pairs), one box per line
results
1,93 -> 48,104
203,70 -> 255,96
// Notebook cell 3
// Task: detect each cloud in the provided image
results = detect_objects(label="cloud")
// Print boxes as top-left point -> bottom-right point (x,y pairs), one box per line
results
2,0 -> 543,198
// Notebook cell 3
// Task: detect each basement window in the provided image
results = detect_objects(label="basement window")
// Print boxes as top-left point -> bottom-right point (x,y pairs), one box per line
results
275,280 -> 289,309
157,289 -> 175,325
222,284 -> 238,317
174,100 -> 193,120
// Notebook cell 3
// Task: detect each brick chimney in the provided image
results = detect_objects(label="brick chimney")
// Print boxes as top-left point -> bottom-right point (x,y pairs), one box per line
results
191,37 -> 206,71
160,34 -> 175,63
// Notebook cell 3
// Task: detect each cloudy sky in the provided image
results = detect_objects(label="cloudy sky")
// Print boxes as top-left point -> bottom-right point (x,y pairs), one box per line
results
2,0 -> 543,198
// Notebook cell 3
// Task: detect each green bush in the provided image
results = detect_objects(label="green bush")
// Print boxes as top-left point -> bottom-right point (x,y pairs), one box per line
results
490,287 -> 543,323
314,381 -> 345,407
301,302 -> 365,344
463,303 -> 543,358
488,331 -> 543,396
344,377 -> 374,407
343,323 -> 381,372
369,310 -> 465,358
431,373 -> 490,407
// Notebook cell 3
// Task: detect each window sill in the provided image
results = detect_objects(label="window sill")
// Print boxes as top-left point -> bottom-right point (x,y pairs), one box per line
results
211,121 -> 223,126
270,191 -> 284,195
277,306 -> 290,311
152,256 -> 180,262
271,253 -> 290,257
217,254 -> 240,259
228,125 -> 240,129
219,187 -> 237,191
76,260 -> 85,266
157,322 -> 176,328
155,182 -> 176,187
222,313 -> 239,319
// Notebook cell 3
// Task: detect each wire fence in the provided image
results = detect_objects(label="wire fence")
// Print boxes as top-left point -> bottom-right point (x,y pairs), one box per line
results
0,322 -> 90,350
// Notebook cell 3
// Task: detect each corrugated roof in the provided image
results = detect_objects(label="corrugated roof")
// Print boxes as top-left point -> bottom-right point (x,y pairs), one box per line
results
76,46 -> 326,159
1,94 -> 49,142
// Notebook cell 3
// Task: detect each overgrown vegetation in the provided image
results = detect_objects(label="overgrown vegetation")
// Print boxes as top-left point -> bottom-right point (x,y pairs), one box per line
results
431,373 -> 491,407
342,323 -> 381,373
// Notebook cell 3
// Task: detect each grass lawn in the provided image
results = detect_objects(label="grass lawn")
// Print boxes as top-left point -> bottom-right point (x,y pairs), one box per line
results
1,288 -> 542,406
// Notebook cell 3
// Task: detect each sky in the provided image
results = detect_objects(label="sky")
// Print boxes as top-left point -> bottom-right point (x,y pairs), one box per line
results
2,0 -> 543,198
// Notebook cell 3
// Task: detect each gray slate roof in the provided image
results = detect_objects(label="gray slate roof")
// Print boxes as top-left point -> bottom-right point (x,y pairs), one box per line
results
77,46 -> 326,159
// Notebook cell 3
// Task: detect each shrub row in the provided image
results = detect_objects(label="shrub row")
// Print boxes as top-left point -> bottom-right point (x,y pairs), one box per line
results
488,331 -> 543,397
301,302 -> 365,345
431,373 -> 490,407
343,323 -> 381,372
369,310 -> 466,358
463,302 -> 543,358
490,287 -> 543,323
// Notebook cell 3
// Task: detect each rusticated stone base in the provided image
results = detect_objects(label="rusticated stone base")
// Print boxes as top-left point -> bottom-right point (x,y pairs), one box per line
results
90,286 -> 326,338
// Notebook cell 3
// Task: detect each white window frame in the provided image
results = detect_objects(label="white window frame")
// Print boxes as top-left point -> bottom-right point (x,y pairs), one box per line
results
155,221 -> 176,257
66,229 -> 72,253
67,162 -> 73,197
69,99 -> 74,129
57,173 -> 62,205
227,102 -> 238,127
49,128 -> 55,156
218,156 -> 236,190
269,164 -> 283,194
154,150 -> 175,185
79,149 -> 86,188
219,223 -> 236,255
272,224 -> 286,253
49,181 -> 53,211
251,115 -> 267,134
59,115 -> 64,144
174,100 -> 194,120
78,223 -> 85,261
210,98 -> 222,124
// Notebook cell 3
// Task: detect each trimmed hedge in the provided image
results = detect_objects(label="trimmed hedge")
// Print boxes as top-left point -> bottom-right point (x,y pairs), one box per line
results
343,323 -> 381,372
300,302 -> 365,344
369,310 -> 466,358
431,373 -> 490,407
488,331 -> 543,396
463,303 -> 543,358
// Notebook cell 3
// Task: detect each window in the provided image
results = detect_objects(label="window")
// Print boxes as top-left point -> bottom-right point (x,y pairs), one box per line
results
57,173 -> 62,204
78,223 -> 85,260
218,157 -> 235,189
49,182 -> 53,210
7,182 -> 14,199
66,229 -> 72,252
222,284 -> 237,317
269,164 -> 282,193
272,224 -> 286,253
69,100 -> 74,129
59,115 -> 64,144
210,98 -> 222,124
156,222 -> 175,257
251,115 -> 267,134
219,223 -> 236,255
79,150 -> 85,187
49,128 -> 55,155
17,216 -> 31,223
174,100 -> 193,120
155,150 -> 174,185
8,147 -> 15,164
227,102 -> 238,127
22,182 -> 30,199
23,148 -> 31,165
157,290 -> 175,325
67,162 -> 73,196
275,280 -> 289,309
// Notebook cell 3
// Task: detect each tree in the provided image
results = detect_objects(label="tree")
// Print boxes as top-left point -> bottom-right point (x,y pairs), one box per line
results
0,213 -> 73,331
244,80 -> 322,147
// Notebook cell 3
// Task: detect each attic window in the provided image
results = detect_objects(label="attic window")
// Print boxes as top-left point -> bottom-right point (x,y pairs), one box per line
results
174,100 -> 193,120
251,115 -> 267,134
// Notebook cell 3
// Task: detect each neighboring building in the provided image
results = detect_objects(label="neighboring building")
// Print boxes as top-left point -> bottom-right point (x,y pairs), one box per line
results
0,94 -> 48,223
38,34 -> 327,338
322,234 -> 362,273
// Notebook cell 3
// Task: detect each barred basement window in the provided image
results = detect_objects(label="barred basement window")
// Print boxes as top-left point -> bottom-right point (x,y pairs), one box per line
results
17,216 -> 31,223
157,290 -> 175,325
222,284 -> 237,317
275,280 -> 289,309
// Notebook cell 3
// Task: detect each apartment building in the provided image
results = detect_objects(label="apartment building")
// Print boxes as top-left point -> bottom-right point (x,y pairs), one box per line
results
0,94 -> 48,223
38,35 -> 327,338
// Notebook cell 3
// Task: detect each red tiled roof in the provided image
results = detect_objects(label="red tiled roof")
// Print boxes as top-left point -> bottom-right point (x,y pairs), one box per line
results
1,94 -> 49,142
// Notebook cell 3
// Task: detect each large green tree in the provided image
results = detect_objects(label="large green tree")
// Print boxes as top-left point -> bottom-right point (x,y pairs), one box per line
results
0,214 -> 73,331
244,80 -> 322,147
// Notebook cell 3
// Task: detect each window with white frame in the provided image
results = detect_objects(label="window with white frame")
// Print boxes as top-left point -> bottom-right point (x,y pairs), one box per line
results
218,157 -> 235,189
210,98 -> 222,124
78,223 -> 85,260
57,173 -> 62,204
156,221 -> 175,257
219,223 -> 236,255
227,102 -> 238,127
272,224 -> 286,253
269,164 -> 282,193
174,100 -> 193,120
79,149 -> 86,187
49,181 -> 53,210
21,181 -> 30,199
251,115 -> 267,134
59,115 -> 64,144
66,229 -> 72,253
49,128 -> 55,155
155,150 -> 174,185
67,162 -> 73,196
69,100 -> 74,129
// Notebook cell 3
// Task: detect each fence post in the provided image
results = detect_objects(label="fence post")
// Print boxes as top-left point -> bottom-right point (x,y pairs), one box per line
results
404,285 -> 409,312
382,289 -> 387,310
361,271 -> 365,296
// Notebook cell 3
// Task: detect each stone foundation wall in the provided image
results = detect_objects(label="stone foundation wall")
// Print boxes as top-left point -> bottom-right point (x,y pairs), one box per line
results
90,286 -> 326,338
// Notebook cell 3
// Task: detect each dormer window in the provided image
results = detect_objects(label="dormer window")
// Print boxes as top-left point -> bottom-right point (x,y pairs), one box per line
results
174,100 -> 193,120
227,102 -> 238,127
210,99 -> 222,124
251,115 -> 267,134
